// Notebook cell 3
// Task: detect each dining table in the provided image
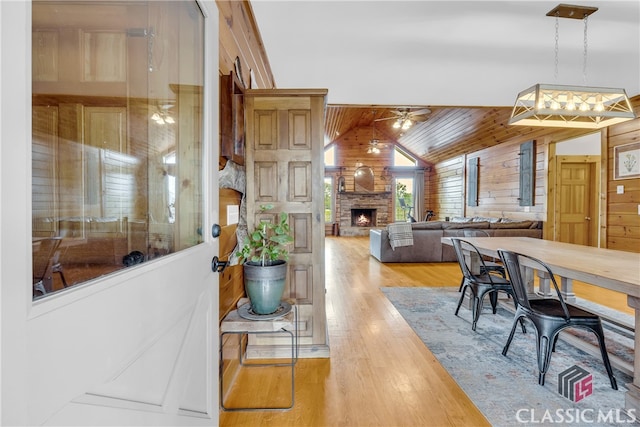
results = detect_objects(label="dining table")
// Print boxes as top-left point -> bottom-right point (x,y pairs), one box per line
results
442,236 -> 640,412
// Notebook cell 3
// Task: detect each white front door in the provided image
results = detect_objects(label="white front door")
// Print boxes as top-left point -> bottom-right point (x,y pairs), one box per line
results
1,1 -> 219,425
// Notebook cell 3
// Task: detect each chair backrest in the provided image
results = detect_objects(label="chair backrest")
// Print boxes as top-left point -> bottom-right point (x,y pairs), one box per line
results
32,237 -> 62,283
398,198 -> 407,209
450,238 -> 497,284
497,249 -> 571,320
463,229 -> 490,238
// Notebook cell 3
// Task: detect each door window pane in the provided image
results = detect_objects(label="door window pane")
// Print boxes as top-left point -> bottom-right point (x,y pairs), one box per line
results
32,1 -> 204,299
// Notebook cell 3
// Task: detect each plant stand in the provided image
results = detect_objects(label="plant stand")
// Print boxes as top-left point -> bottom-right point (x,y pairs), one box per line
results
219,299 -> 298,411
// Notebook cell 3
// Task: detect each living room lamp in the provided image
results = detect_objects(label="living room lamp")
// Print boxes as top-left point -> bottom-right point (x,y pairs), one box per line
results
509,4 -> 636,129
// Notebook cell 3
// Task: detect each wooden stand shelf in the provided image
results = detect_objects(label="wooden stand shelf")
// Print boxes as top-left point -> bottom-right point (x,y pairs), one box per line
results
219,300 -> 298,411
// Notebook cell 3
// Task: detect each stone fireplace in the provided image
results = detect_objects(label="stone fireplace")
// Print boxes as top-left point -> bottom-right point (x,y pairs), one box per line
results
336,192 -> 390,236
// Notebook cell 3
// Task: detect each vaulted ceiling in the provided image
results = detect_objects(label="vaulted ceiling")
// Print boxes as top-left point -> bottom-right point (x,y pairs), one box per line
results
250,1 -> 640,164
324,104 -> 613,164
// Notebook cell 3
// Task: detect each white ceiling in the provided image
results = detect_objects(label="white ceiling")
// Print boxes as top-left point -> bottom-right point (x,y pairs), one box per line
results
250,0 -> 640,107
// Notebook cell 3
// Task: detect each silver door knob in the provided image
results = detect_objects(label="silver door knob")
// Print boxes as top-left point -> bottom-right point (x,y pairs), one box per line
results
585,217 -> 591,220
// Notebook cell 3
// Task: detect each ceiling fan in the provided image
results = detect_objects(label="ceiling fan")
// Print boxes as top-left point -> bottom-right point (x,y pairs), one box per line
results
375,107 -> 431,130
367,110 -> 390,154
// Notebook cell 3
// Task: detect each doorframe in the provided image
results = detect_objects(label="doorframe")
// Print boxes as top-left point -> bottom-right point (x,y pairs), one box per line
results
547,142 -> 603,246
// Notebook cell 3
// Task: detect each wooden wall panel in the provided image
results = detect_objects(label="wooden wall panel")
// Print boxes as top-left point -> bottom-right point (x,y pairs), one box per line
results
606,114 -> 640,253
431,156 -> 464,220
217,1 -> 274,323
217,1 -> 274,89
432,139 -> 547,222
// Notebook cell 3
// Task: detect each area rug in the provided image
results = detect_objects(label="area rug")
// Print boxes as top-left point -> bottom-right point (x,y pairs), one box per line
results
381,287 -> 636,427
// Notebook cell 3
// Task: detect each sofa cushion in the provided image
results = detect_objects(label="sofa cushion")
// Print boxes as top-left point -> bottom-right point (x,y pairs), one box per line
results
412,221 -> 444,230
443,221 -> 490,230
471,216 -> 501,223
450,216 -> 473,223
490,220 -> 533,229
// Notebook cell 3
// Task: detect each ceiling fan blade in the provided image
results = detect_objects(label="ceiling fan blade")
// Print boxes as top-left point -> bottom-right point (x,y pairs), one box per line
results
374,116 -> 397,122
408,108 -> 431,116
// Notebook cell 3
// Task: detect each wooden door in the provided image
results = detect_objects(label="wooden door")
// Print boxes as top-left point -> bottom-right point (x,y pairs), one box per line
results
245,89 -> 329,358
558,161 -> 598,246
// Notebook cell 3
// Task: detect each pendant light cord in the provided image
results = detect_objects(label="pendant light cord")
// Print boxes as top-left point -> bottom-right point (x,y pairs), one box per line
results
554,12 -> 559,81
583,14 -> 589,85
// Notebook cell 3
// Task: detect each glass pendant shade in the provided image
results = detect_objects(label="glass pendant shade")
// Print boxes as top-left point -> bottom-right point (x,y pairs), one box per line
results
509,83 -> 636,129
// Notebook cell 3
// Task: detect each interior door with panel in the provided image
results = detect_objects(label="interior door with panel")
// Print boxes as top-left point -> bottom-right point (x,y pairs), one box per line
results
245,89 -> 330,358
2,1 -> 219,425
558,159 -> 599,246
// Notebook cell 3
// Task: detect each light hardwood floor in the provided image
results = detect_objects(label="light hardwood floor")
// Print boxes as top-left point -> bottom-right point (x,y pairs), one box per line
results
219,236 -> 632,427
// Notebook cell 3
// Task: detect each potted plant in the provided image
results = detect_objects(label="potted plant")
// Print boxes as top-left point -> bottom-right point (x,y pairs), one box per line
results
236,204 -> 294,314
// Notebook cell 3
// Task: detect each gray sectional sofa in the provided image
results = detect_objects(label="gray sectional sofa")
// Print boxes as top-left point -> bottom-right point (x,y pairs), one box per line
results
369,217 -> 543,263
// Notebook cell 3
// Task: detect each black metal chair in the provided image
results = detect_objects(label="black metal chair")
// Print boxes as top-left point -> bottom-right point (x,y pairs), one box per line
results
451,238 -> 521,331
497,249 -> 618,389
32,237 -> 68,298
456,229 -> 506,291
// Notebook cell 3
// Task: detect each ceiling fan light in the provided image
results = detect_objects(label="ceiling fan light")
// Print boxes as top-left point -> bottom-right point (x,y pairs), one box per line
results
402,119 -> 412,130
393,120 -> 401,129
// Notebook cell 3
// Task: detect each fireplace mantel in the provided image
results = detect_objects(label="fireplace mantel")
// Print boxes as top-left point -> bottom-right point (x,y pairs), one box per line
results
338,192 -> 391,196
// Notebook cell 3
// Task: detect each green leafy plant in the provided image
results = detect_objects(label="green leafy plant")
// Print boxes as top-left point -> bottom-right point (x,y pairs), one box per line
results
236,204 -> 294,266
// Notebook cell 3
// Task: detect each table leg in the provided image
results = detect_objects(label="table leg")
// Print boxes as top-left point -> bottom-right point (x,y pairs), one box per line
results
625,296 -> 640,414
560,277 -> 576,303
535,270 -> 553,297
521,265 -> 535,295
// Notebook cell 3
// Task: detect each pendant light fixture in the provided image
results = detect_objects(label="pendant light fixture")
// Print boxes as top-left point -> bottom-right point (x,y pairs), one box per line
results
509,4 -> 636,129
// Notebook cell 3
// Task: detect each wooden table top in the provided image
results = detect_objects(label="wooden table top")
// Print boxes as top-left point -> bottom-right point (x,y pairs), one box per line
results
442,237 -> 640,297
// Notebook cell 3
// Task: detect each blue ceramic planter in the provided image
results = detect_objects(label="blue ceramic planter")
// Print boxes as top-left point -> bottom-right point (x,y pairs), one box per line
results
243,260 -> 287,315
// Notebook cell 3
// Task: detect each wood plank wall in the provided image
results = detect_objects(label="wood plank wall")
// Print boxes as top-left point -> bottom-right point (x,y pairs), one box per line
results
217,0 -> 274,322
430,99 -> 640,255
605,112 -> 640,253
431,138 -> 550,222
329,125 -> 432,223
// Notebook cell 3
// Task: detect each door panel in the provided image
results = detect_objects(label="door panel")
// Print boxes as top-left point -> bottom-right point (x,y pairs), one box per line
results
1,1 -> 219,425
558,162 -> 596,246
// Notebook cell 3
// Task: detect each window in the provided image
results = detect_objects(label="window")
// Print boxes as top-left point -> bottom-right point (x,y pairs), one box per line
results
324,177 -> 334,222
393,147 -> 417,167
31,1 -> 205,299
324,145 -> 336,166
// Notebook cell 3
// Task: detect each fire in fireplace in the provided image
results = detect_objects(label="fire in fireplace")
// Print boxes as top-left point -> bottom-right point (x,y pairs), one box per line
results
351,208 -> 376,227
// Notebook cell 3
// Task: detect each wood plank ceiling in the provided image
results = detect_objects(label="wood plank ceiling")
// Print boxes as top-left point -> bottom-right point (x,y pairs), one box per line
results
324,104 -> 620,165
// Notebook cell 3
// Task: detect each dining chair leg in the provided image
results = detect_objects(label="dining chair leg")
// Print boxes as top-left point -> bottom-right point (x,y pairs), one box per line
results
454,284 -> 468,316
471,293 -> 481,331
537,334 -> 555,386
488,290 -> 498,314
592,324 -> 618,390
502,316 -> 521,356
